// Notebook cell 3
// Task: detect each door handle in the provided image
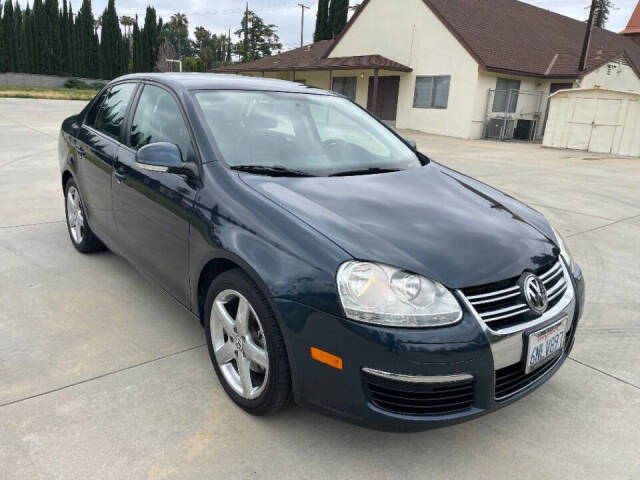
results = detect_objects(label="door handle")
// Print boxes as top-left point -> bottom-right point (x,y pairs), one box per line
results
113,170 -> 126,184
77,146 -> 86,157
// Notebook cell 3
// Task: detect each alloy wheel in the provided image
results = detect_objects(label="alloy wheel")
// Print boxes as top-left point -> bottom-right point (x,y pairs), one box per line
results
66,186 -> 85,244
209,289 -> 269,400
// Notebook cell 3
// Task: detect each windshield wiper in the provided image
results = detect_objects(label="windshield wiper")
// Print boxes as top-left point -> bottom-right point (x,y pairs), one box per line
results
231,165 -> 316,177
328,167 -> 404,177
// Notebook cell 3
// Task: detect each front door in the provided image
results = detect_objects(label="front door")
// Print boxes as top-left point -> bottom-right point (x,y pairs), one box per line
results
367,76 -> 400,121
75,82 -> 137,244
112,83 -> 198,306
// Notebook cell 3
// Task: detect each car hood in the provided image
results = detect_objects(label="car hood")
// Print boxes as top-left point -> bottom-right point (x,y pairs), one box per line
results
240,163 -> 559,288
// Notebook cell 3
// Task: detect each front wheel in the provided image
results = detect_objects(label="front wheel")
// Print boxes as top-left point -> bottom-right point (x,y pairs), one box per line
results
64,178 -> 105,253
204,269 -> 291,415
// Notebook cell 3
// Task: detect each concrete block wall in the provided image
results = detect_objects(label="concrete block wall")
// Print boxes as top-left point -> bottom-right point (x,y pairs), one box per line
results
0,73 -> 107,88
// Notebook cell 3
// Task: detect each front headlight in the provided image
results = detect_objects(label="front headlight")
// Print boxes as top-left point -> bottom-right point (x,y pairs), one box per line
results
336,261 -> 462,328
551,226 -> 575,272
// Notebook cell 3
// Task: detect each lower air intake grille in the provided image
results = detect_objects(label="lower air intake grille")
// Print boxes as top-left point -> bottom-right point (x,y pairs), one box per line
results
362,371 -> 474,416
494,359 -> 559,399
495,317 -> 575,399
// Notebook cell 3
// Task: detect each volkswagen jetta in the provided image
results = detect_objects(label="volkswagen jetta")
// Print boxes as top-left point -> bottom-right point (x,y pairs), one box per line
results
58,73 -> 585,431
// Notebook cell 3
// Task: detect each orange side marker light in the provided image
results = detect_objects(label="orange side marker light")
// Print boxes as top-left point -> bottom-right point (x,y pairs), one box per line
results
310,347 -> 343,370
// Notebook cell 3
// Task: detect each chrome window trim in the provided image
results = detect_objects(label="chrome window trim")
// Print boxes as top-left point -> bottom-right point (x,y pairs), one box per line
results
362,367 -> 473,384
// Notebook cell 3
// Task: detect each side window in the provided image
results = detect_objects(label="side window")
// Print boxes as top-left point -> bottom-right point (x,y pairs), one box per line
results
129,84 -> 192,161
413,75 -> 451,109
332,77 -> 357,102
94,83 -> 136,140
85,89 -> 108,127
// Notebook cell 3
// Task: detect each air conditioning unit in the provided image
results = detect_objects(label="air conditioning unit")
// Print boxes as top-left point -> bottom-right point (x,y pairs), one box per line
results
486,117 -> 514,139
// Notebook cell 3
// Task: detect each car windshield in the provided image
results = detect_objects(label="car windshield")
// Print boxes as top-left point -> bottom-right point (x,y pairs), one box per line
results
193,90 -> 421,176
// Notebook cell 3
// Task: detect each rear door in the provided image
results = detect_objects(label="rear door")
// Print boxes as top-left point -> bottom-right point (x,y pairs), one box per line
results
112,83 -> 199,306
75,82 -> 137,244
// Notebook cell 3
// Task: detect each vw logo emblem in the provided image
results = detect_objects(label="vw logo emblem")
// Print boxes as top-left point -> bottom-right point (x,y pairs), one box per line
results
520,273 -> 548,314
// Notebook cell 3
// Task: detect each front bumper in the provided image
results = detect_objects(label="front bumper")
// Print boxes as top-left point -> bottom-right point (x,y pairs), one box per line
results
275,263 -> 585,432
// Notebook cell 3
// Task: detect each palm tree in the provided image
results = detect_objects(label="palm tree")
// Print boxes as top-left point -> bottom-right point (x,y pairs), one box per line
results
120,15 -> 135,37
94,16 -> 102,36
170,12 -> 189,57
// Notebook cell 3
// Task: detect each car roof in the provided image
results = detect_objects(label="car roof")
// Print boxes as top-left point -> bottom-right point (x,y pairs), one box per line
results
112,72 -> 336,96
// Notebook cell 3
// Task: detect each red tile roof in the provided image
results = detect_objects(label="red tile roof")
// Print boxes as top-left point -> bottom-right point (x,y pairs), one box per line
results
212,40 -> 412,73
622,1 -> 640,35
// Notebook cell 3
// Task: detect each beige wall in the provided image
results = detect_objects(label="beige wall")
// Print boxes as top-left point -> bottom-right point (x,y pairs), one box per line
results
580,61 -> 640,92
328,0 -> 480,138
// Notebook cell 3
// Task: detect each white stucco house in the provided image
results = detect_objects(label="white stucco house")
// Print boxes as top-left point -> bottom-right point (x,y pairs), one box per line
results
214,0 -> 640,141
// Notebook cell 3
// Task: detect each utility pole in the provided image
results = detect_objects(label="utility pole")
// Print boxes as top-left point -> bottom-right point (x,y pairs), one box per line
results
579,0 -> 598,71
244,2 -> 249,62
298,3 -> 310,47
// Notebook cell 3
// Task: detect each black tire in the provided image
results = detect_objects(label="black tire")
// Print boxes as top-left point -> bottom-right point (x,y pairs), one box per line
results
64,178 -> 106,254
204,269 -> 291,415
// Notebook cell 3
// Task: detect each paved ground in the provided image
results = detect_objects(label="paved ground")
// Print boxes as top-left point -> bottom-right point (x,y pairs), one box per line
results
1,98 -> 639,480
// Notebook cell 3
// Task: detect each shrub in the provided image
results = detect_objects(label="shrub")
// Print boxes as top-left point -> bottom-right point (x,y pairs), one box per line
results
63,78 -> 102,90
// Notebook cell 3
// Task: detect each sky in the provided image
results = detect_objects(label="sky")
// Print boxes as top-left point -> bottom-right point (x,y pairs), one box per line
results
66,0 -> 639,51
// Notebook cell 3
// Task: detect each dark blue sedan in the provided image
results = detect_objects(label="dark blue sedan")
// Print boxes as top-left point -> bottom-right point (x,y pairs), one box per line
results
58,73 -> 585,431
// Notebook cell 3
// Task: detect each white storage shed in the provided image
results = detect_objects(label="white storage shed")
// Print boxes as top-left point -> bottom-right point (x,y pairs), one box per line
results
543,88 -> 640,156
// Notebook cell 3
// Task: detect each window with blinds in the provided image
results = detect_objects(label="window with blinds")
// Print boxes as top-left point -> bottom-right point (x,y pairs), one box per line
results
332,77 -> 358,102
413,76 -> 450,109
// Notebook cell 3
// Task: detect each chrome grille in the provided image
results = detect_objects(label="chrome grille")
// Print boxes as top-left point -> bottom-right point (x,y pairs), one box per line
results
461,260 -> 567,330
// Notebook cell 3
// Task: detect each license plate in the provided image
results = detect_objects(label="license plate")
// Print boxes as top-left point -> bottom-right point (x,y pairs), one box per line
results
525,320 -> 565,374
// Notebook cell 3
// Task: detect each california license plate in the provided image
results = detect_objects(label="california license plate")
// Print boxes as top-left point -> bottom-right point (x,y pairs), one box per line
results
525,320 -> 565,374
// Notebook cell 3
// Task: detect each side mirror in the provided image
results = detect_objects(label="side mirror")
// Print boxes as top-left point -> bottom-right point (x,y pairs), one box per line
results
403,137 -> 417,150
136,142 -> 198,178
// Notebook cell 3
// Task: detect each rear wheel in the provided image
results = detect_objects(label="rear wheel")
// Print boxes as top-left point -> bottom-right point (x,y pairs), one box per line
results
204,269 -> 291,415
64,178 -> 105,253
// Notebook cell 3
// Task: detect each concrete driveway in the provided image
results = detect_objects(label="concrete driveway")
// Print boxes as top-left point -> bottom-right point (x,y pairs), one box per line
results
1,98 -> 639,480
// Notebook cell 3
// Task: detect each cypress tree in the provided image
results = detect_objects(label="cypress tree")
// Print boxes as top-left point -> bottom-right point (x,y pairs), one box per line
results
99,0 -> 120,78
0,2 -> 5,73
14,1 -> 25,72
3,0 -> 16,71
68,2 -> 76,75
141,6 -> 157,72
333,0 -> 348,38
42,0 -> 60,74
32,0 -> 46,74
76,0 -> 94,77
132,16 -> 141,72
328,0 -> 348,39
23,3 -> 33,72
61,0 -> 68,74
314,0 -> 329,42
